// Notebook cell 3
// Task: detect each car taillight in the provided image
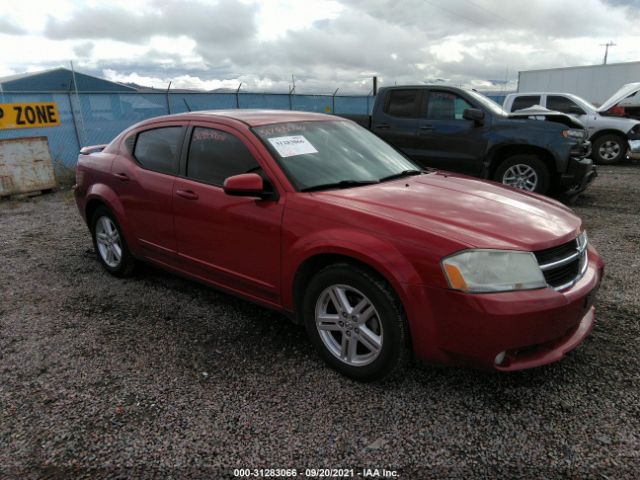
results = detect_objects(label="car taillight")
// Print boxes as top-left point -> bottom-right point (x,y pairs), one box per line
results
76,167 -> 84,187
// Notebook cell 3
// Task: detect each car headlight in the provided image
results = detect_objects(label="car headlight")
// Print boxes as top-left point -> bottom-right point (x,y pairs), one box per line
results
577,230 -> 588,250
441,250 -> 546,293
562,129 -> 586,140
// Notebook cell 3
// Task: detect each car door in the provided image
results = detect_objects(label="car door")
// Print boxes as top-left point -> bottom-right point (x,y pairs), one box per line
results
172,123 -> 283,305
110,124 -> 184,260
414,90 -> 487,175
371,89 -> 422,157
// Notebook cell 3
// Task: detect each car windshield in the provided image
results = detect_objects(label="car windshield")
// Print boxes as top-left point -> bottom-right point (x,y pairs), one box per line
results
253,120 -> 421,191
465,90 -> 508,116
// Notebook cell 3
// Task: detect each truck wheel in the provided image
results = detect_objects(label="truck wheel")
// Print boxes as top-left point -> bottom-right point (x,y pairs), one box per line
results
91,206 -> 136,277
495,155 -> 550,194
592,134 -> 626,164
302,263 -> 411,382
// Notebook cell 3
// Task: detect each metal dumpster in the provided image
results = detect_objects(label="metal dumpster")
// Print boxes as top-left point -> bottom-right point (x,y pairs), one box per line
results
0,136 -> 57,197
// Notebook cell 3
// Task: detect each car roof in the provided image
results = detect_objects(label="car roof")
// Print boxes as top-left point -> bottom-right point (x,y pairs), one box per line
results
145,109 -> 337,127
506,92 -> 579,97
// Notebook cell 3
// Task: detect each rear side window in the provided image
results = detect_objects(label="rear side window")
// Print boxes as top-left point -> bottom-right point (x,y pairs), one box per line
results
133,127 -> 183,175
511,95 -> 541,111
187,127 -> 259,186
385,90 -> 420,117
547,95 -> 585,114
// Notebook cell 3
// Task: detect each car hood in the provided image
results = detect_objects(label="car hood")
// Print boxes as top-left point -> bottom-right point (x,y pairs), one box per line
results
314,172 -> 581,251
508,106 -> 585,129
597,82 -> 640,113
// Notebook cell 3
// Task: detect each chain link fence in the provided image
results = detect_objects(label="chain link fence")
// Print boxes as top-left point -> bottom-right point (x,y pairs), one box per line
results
0,92 -> 373,167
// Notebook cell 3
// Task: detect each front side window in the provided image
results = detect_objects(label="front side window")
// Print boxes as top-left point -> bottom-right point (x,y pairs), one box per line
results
426,92 -> 473,120
511,95 -> 541,111
133,126 -> 183,175
187,127 -> 260,186
547,95 -> 585,114
254,120 -> 420,191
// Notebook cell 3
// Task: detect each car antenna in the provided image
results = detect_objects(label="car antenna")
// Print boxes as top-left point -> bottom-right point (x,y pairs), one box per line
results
183,99 -> 192,112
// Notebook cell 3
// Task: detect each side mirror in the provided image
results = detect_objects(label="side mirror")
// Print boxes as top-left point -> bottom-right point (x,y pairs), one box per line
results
463,108 -> 485,125
223,173 -> 265,198
567,106 -> 585,115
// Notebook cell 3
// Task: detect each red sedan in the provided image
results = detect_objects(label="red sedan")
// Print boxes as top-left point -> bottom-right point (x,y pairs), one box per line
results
74,110 -> 603,381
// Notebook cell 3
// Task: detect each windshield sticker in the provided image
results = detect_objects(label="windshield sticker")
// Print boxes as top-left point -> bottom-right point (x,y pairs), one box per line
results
268,135 -> 318,157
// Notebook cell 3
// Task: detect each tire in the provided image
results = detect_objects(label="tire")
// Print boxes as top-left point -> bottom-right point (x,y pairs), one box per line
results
494,154 -> 551,194
592,134 -> 626,164
302,263 -> 411,382
90,206 -> 136,277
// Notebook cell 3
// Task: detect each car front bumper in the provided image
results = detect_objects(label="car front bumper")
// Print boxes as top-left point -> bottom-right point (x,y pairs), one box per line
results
628,139 -> 640,153
405,245 -> 604,370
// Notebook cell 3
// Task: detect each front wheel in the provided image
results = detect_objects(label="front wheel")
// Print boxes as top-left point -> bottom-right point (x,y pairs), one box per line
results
494,154 -> 550,194
592,134 -> 626,164
302,264 -> 410,381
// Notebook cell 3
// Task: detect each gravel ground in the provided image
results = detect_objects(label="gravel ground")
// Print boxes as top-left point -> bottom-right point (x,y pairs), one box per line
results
1,165 -> 639,479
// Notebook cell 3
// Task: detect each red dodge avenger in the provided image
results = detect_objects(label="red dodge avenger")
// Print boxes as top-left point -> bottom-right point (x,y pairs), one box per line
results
74,110 -> 603,381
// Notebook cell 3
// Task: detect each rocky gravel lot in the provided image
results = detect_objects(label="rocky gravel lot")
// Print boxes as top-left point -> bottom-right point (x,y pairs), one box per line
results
1,165 -> 639,479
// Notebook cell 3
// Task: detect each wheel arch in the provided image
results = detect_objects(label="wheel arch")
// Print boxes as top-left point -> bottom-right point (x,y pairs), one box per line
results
85,198 -> 108,227
83,184 -> 140,253
285,234 -> 422,325
589,128 -> 626,144
487,145 -> 556,180
292,254 -> 389,322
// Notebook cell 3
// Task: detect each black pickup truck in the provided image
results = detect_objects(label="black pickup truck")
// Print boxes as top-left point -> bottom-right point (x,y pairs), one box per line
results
342,85 -> 596,196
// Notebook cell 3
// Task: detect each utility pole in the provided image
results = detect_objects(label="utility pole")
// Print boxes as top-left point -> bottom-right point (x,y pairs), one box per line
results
600,42 -> 616,64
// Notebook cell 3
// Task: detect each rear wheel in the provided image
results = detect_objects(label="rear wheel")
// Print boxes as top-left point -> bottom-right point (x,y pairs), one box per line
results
91,206 -> 136,277
495,154 -> 550,194
592,134 -> 626,164
303,263 -> 410,381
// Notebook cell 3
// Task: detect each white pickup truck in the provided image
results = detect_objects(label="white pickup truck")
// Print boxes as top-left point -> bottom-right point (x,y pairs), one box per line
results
504,83 -> 640,164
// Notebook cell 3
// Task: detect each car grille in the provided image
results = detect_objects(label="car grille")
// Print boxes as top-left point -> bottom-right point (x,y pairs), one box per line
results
534,237 -> 588,290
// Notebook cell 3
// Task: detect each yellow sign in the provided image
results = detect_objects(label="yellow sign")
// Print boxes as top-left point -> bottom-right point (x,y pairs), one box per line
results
0,102 -> 60,130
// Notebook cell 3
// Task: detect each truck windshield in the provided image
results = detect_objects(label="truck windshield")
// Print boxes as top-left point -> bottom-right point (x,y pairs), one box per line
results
566,94 -> 596,112
253,120 -> 421,191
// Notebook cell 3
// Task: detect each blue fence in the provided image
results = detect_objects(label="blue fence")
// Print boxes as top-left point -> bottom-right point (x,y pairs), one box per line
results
0,92 -> 374,166
0,91 -> 505,167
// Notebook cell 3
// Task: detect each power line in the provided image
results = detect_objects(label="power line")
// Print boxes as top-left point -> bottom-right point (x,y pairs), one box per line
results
463,0 -> 513,24
422,0 -> 484,26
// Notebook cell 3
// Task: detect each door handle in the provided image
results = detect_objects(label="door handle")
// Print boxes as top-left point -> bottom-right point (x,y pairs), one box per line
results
176,189 -> 199,200
113,172 -> 130,181
374,123 -> 390,129
419,125 -> 435,131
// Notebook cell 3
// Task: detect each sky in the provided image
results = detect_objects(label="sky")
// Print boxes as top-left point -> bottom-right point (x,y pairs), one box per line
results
1,0 -> 640,93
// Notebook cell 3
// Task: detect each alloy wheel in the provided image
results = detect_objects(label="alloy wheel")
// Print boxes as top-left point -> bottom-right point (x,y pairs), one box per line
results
598,140 -> 621,161
502,164 -> 538,191
95,216 -> 123,268
314,284 -> 383,367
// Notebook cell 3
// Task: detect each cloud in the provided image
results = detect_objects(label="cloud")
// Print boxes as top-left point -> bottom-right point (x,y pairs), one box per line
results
0,18 -> 26,35
45,0 -> 258,45
2,0 -> 639,94
73,41 -> 94,58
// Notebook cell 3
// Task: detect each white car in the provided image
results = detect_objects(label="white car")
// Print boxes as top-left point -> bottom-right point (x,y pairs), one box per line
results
504,83 -> 640,164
